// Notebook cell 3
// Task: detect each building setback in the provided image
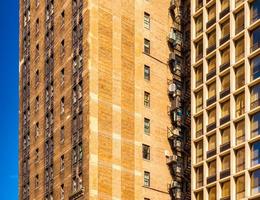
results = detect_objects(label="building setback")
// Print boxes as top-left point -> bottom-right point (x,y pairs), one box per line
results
18,0 -> 192,199
191,0 -> 260,199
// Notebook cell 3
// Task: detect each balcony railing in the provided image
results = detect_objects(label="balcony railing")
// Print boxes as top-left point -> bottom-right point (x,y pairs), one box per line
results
207,149 -> 216,158
251,98 -> 260,109
220,115 -> 230,125
219,62 -> 230,72
219,7 -> 230,19
207,96 -> 216,106
207,174 -> 216,184
220,87 -> 230,99
207,44 -> 216,54
219,34 -> 230,46
250,41 -> 260,53
220,142 -> 230,152
207,69 -> 216,80
207,122 -> 216,132
220,169 -> 230,179
207,17 -> 216,29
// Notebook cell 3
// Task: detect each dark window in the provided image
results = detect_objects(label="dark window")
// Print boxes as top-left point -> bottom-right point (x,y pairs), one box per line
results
144,39 -> 150,54
60,126 -> 65,143
251,0 -> 260,23
144,91 -> 150,107
251,112 -> 260,137
60,155 -> 65,171
251,169 -> 260,195
144,12 -> 150,29
252,141 -> 260,166
144,171 -> 150,187
144,65 -> 150,80
142,144 -> 150,160
144,118 -> 150,134
251,55 -> 260,80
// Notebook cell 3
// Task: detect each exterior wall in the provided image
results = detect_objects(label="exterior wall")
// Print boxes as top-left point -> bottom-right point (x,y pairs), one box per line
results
20,0 -> 172,200
191,0 -> 260,199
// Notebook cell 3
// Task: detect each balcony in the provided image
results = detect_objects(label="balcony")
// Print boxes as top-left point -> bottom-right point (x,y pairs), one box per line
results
219,7 -> 230,19
166,155 -> 177,165
251,42 -> 260,53
167,127 -> 180,139
207,44 -> 216,54
251,98 -> 260,109
220,87 -> 230,99
207,96 -> 216,106
207,69 -> 216,80
69,187 -> 85,200
219,34 -> 230,46
206,17 -> 216,29
220,115 -> 230,125
219,62 -> 230,72
207,174 -> 216,184
207,149 -> 216,158
220,142 -> 230,152
220,169 -> 230,179
207,122 -> 216,132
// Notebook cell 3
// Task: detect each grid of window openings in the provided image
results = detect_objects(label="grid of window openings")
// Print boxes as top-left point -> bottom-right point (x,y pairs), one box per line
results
191,0 -> 260,199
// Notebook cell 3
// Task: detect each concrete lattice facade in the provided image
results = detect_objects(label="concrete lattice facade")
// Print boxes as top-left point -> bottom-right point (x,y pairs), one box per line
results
19,0 -> 176,199
191,0 -> 260,199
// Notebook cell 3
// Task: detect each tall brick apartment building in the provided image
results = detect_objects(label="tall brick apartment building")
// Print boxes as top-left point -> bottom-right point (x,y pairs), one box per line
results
19,0 -> 193,199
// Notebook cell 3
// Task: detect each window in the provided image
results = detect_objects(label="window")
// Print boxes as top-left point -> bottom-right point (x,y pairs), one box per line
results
196,140 -> 203,163
236,175 -> 245,199
208,160 -> 216,177
251,169 -> 260,194
144,118 -> 150,134
35,122 -> 39,138
221,0 -> 229,10
144,65 -> 150,81
251,112 -> 260,137
221,100 -> 230,118
196,166 -> 203,188
144,39 -> 150,54
60,184 -> 64,200
208,56 -> 216,73
252,141 -> 260,166
60,155 -> 65,171
221,73 -> 230,92
222,181 -> 230,198
36,43 -> 39,59
35,18 -> 39,35
235,10 -> 244,34
236,148 -> 245,172
195,65 -> 203,86
221,154 -> 230,171
235,65 -> 244,89
196,90 -> 203,112
196,191 -> 203,200
35,148 -> 39,162
35,96 -> 39,112
144,12 -> 150,29
196,115 -> 203,137
61,68 -> 65,85
251,0 -> 260,23
142,144 -> 150,160
144,171 -> 150,187
208,108 -> 216,126
236,37 -> 245,62
195,14 -> 203,36
208,186 -> 216,200
196,40 -> 203,61
35,174 -> 39,188
250,27 -> 260,52
208,82 -> 216,99
36,0 -> 39,7
208,4 -> 216,21
251,84 -> 260,109
236,92 -> 245,117
144,91 -> 150,107
221,127 -> 230,145
196,0 -> 203,10
220,47 -> 230,67
61,97 -> 65,114
35,69 -> 39,87
208,134 -> 216,151
221,20 -> 230,38
236,120 -> 245,144
61,11 -> 65,27
207,30 -> 216,48
60,126 -> 65,143
251,55 -> 260,80
61,39 -> 65,56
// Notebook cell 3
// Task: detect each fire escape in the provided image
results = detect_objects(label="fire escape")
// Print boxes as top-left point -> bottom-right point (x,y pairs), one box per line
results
21,0 -> 31,199
167,0 -> 191,200
70,0 -> 84,199
44,0 -> 54,199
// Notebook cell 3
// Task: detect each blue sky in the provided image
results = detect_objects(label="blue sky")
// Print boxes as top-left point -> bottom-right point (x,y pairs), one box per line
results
0,0 -> 19,199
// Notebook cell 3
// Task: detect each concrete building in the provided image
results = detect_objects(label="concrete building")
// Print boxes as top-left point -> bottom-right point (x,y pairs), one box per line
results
191,0 -> 260,199
19,0 -> 192,199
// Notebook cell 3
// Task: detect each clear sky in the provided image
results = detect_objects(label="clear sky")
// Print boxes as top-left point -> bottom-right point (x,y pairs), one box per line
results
0,0 -> 19,199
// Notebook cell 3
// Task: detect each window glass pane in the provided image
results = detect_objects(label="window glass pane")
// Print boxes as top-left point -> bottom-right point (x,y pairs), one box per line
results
209,160 -> 216,176
208,109 -> 216,124
222,154 -> 230,170
236,148 -> 245,171
252,169 -> 260,194
222,127 -> 230,144
208,134 -> 216,150
236,66 -> 244,89
252,141 -> 260,166
208,5 -> 216,20
208,82 -> 216,98
221,21 -> 230,37
221,100 -> 230,117
236,176 -> 245,199
251,112 -> 260,137
208,56 -> 216,72
236,120 -> 245,144
221,74 -> 230,90
236,93 -> 245,116
222,181 -> 230,197
209,186 -> 216,200
196,140 -> 203,162
251,55 -> 260,80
